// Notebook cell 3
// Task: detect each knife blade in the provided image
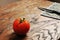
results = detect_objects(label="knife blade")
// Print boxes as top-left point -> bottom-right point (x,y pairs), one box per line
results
38,7 -> 60,15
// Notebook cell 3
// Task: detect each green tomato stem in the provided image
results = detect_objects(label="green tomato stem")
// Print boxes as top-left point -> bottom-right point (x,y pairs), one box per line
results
20,18 -> 25,23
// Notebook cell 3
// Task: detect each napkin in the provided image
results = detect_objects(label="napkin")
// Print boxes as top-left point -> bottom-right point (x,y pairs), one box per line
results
41,2 -> 60,20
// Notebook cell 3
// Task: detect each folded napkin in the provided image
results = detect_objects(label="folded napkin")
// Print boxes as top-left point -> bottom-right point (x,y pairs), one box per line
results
41,2 -> 60,20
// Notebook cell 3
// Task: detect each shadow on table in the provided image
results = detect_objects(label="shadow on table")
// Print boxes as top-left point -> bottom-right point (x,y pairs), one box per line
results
8,33 -> 27,40
7,32 -> 60,40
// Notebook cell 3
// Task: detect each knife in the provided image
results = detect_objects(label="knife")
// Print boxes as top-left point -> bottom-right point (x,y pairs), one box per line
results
38,7 -> 60,15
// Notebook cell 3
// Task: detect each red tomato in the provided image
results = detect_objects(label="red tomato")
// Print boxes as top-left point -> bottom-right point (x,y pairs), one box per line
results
13,18 -> 30,35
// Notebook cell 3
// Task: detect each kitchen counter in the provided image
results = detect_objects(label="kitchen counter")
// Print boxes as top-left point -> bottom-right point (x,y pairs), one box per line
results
0,0 -> 53,40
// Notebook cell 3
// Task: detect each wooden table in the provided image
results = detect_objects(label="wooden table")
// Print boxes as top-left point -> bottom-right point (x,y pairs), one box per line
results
0,0 -> 53,40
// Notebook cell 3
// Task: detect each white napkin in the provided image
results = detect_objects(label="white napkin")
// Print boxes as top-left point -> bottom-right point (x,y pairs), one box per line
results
41,2 -> 60,20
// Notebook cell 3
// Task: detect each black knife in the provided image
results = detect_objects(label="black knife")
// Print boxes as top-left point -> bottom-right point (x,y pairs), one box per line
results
38,7 -> 60,15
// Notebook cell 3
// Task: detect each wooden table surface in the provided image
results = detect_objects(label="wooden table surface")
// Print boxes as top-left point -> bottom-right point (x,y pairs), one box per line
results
0,0 -> 53,40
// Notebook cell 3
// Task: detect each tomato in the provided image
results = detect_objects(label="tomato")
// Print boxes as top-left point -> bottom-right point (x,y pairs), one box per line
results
13,18 -> 30,35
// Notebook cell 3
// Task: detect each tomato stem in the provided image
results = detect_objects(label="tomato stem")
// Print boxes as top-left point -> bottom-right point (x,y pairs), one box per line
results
20,19 -> 22,23
23,18 -> 25,21
20,18 -> 25,23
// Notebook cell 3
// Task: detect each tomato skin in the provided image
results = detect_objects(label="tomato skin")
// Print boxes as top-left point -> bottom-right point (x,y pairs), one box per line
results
13,18 -> 30,35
